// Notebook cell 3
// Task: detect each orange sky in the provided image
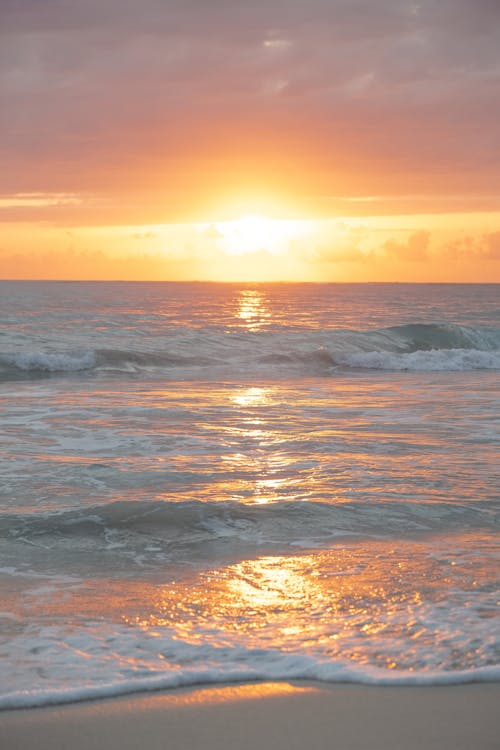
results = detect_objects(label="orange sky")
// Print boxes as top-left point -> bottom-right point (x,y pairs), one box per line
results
1,0 -> 499,281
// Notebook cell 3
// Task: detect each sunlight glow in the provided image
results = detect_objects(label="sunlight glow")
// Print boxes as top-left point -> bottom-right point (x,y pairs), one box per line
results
213,214 -> 309,256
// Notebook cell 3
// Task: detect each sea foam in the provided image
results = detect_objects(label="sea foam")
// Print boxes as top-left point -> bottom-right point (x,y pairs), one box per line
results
1,626 -> 499,710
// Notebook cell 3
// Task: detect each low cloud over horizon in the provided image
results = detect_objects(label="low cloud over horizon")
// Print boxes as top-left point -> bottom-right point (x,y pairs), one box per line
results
2,213 -> 500,281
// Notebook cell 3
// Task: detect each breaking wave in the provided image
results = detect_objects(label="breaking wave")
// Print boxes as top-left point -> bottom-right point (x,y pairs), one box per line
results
1,323 -> 499,381
2,643 -> 499,710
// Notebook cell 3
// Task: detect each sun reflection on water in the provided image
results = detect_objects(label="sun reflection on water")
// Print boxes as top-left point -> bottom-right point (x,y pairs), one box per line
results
231,386 -> 273,408
126,547 -> 427,655
117,535 -> 499,672
221,386 -> 304,504
28,533 -> 498,675
235,289 -> 271,330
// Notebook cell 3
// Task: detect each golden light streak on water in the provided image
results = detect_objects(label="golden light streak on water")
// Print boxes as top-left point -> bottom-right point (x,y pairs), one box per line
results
235,289 -> 271,330
13,532 -> 496,675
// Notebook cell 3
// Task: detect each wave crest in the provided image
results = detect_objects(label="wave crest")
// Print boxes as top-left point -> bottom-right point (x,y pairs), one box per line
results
1,323 -> 499,380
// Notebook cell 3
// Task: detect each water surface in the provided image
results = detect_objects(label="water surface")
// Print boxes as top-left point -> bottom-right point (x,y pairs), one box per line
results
1,282 -> 499,707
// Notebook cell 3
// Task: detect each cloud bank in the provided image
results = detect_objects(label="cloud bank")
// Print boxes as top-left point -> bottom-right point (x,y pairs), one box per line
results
1,0 -> 499,224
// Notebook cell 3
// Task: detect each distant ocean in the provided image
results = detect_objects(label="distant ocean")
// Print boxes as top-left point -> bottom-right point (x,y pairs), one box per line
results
1,281 -> 499,709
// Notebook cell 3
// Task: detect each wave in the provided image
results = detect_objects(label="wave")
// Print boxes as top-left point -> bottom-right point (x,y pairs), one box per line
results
337,348 -> 500,371
0,350 -> 96,374
1,323 -> 499,381
1,632 -> 499,710
2,498 -> 497,564
384,322 -> 500,350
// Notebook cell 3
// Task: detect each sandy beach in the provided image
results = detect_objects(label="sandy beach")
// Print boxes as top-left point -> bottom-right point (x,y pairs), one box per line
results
1,681 -> 499,750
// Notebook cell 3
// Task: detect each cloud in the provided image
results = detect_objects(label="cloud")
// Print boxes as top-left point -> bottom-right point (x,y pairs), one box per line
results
0,1 -> 499,222
445,230 -> 500,261
383,231 -> 430,262
0,192 -> 81,208
131,231 -> 157,240
483,231 -> 500,260
2,215 -> 500,281
314,229 -> 431,266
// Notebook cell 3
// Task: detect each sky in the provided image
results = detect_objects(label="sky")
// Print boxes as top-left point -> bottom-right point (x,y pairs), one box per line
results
1,0 -> 499,281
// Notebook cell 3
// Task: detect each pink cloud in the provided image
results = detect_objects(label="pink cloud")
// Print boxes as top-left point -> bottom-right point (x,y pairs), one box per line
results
0,1 -> 499,221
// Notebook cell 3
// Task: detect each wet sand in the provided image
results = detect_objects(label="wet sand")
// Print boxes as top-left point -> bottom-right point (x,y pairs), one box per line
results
1,681 -> 499,750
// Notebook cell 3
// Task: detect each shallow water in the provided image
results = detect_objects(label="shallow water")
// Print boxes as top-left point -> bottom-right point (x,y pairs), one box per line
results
0,282 -> 499,707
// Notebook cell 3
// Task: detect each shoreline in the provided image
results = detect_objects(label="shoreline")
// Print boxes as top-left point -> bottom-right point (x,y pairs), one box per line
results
1,680 -> 499,750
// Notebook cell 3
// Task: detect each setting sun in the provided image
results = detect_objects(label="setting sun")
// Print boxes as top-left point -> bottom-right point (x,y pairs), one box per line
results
212,214 -> 310,256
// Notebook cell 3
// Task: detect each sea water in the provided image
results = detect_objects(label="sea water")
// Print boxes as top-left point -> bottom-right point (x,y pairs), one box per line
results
0,281 -> 499,708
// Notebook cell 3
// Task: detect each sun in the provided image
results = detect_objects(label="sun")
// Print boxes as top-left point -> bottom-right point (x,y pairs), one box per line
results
213,214 -> 309,256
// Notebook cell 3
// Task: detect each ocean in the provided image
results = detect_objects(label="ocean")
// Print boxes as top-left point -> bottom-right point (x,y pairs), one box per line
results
0,281 -> 499,709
